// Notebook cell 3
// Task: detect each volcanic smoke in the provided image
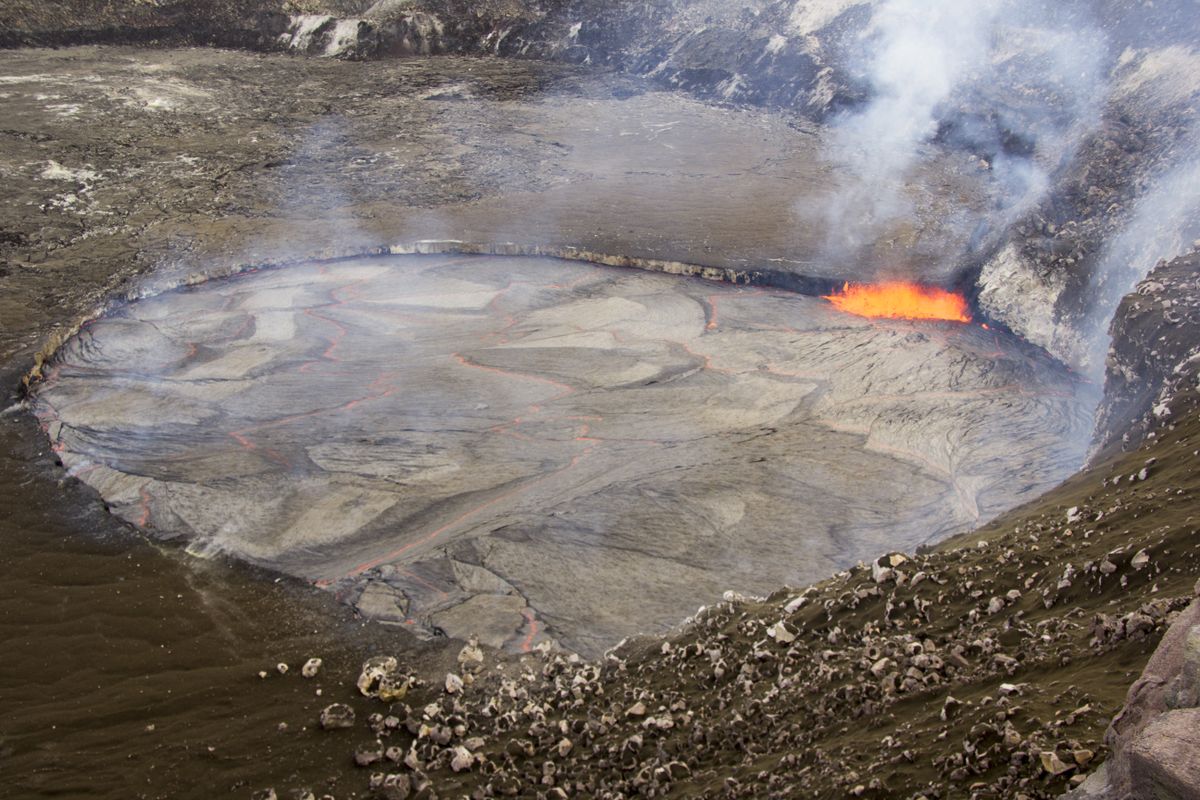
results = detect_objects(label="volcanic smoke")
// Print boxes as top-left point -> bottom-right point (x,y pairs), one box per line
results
823,281 -> 972,323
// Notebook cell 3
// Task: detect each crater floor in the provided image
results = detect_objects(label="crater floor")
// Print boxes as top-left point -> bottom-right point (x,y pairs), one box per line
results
34,254 -> 1094,654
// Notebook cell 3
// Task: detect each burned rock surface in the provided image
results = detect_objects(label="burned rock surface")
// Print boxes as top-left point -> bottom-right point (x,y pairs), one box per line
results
7,2 -> 1200,373
3,7 -> 1200,800
34,253 -> 1091,654
1092,248 -> 1200,458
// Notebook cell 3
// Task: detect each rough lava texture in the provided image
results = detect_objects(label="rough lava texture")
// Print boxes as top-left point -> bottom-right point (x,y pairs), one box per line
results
1092,248 -> 1200,459
0,46 -> 990,379
32,253 -> 1090,655
975,44 -> 1200,373
223,221 -> 1200,800
3,5 -> 1200,800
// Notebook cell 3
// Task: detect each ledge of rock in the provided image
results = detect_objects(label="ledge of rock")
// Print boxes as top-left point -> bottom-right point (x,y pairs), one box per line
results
1092,248 -> 1200,459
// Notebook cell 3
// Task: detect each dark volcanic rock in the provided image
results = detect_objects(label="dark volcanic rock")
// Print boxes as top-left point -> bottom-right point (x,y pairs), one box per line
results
320,702 -> 357,730
1092,249 -> 1200,457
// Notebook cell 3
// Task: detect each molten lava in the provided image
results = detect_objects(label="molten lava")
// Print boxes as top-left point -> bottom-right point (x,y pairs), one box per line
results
823,281 -> 972,323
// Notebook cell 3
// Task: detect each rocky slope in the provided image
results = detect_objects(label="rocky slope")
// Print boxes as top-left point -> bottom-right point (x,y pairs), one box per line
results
1,5 -> 1199,799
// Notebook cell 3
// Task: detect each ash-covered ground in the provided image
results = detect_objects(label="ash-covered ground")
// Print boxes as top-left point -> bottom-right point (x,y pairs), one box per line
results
33,253 -> 1090,655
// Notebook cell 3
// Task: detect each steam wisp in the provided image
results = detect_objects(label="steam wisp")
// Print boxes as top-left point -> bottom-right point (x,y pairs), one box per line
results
816,0 -> 1106,269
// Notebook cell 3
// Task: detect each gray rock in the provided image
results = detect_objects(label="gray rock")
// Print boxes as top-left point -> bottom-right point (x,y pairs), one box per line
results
1105,601 -> 1200,797
380,773 -> 412,800
1127,709 -> 1200,800
449,745 -> 473,773
1060,763 -> 1113,800
356,741 -> 384,766
319,703 -> 356,731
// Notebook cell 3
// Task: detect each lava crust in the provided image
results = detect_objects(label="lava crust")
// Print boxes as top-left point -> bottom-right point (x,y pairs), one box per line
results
34,253 -> 1093,655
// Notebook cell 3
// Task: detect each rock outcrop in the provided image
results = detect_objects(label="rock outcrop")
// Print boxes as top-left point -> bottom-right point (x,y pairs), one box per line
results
1092,249 -> 1200,458
975,43 -> 1200,373
1064,598 -> 1200,800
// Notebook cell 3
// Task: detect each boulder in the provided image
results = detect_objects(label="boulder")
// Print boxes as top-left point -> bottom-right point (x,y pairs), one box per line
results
1127,709 -> 1200,799
1103,601 -> 1200,798
319,703 -> 356,731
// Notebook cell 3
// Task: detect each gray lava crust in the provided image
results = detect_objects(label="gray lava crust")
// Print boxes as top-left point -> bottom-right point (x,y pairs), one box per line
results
33,253 -> 1093,655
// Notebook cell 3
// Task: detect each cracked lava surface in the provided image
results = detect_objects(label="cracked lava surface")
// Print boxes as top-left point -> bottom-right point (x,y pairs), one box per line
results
33,254 -> 1096,655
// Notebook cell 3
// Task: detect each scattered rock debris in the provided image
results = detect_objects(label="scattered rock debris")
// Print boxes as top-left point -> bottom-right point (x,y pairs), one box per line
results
270,399 -> 1199,799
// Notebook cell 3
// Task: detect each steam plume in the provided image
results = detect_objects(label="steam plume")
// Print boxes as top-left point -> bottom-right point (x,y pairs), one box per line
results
815,0 -> 1106,272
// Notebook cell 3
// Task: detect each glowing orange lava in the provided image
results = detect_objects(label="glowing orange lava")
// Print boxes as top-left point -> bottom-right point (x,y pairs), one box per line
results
823,281 -> 972,323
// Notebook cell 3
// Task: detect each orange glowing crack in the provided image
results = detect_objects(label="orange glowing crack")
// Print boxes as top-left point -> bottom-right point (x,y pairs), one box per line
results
676,340 -> 732,374
762,364 -> 822,381
228,386 -> 397,452
230,365 -> 402,454
244,267 -> 650,610
395,565 -> 449,599
481,283 -> 518,344
824,281 -> 972,323
518,607 -> 540,653
546,272 -> 595,291
705,293 -> 721,330
490,414 -> 603,443
304,308 -> 350,361
451,353 -> 575,400
301,278 -> 368,364
136,485 -> 152,527
326,282 -> 604,581
705,287 -> 770,332
68,462 -> 99,478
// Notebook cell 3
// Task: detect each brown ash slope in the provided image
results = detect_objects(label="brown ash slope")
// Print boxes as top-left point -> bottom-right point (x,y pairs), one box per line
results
1,6 -> 1199,799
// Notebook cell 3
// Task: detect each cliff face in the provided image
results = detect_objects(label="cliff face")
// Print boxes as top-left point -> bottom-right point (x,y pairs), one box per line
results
275,0 -> 1200,376
974,47 -> 1200,374
1092,249 -> 1200,459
